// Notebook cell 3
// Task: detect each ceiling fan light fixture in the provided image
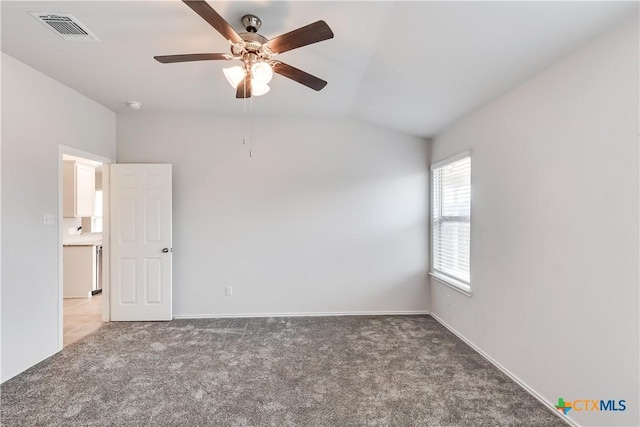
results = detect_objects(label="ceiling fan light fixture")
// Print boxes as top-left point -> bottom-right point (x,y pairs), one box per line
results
155,2 -> 334,102
251,82 -> 270,97
223,66 -> 245,88
251,62 -> 273,85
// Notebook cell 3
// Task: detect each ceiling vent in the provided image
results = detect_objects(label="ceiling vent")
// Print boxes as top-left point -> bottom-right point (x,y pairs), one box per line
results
29,12 -> 99,41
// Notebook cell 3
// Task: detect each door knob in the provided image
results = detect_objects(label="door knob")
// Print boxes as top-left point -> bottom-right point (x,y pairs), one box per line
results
162,248 -> 170,253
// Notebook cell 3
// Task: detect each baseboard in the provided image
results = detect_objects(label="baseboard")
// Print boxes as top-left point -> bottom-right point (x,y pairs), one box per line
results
173,310 -> 430,319
429,313 -> 578,427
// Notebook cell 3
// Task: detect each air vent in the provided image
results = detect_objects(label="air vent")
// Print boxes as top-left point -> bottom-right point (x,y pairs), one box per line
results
30,12 -> 99,41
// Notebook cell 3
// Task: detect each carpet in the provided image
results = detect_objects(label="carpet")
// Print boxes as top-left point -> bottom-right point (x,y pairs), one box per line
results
1,315 -> 566,426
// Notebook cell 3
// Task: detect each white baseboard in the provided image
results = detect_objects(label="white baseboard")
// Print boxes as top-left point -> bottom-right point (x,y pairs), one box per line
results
173,310 -> 430,319
429,313 -> 578,427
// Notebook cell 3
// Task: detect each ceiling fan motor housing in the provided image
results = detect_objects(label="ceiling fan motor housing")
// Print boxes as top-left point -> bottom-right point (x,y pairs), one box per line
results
230,30 -> 272,69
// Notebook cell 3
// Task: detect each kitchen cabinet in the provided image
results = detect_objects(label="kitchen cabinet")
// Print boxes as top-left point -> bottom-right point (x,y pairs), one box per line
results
63,161 -> 95,218
63,244 -> 101,297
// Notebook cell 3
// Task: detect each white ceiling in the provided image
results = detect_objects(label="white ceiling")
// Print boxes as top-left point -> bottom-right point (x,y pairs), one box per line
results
2,1 -> 636,138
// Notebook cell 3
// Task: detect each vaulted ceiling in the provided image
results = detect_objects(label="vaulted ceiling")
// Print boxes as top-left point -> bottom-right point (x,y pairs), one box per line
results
2,1 -> 636,137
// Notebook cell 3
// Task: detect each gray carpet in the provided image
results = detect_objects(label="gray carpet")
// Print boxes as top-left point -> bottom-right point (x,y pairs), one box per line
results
1,315 -> 566,426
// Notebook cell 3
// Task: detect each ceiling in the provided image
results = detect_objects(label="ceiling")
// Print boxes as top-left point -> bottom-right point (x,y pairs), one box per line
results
2,1 -> 636,138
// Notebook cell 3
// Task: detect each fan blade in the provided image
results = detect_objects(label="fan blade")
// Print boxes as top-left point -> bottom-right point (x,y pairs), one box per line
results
273,62 -> 327,91
236,74 -> 252,98
154,53 -> 230,63
267,21 -> 333,54
183,0 -> 243,44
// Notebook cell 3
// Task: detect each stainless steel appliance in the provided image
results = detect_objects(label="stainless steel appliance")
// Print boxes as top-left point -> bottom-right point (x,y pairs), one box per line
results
92,245 -> 103,295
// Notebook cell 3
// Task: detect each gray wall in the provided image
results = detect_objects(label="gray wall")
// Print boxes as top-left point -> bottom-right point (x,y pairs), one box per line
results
117,113 -> 430,317
429,18 -> 639,427
1,53 -> 116,381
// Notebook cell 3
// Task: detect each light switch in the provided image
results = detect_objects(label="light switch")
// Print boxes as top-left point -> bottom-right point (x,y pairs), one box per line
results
42,213 -> 55,226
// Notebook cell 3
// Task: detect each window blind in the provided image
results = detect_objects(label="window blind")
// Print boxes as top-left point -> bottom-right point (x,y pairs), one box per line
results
432,155 -> 471,286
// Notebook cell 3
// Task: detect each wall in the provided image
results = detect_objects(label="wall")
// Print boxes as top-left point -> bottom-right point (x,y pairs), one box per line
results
117,114 -> 429,317
429,18 -> 638,427
1,53 -> 116,381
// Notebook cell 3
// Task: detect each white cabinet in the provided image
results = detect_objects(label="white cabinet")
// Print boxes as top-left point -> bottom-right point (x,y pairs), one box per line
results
63,161 -> 95,218
63,245 -> 96,297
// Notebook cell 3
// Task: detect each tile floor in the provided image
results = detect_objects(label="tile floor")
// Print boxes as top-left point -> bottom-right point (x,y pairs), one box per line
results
63,295 -> 103,347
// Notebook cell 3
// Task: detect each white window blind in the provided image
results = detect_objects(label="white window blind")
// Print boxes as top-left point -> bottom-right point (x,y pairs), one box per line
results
432,154 -> 471,290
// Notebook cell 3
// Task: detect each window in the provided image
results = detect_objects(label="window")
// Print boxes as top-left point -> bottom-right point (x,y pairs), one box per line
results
431,152 -> 471,294
93,190 -> 103,233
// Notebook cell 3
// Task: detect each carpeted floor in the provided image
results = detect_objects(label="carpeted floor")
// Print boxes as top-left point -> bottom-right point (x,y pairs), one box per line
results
1,315 -> 566,426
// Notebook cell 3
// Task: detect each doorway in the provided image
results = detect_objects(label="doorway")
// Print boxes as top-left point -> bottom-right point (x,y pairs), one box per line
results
58,146 -> 113,349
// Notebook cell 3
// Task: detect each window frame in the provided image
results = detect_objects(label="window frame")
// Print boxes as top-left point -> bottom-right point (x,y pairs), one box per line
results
430,151 -> 472,296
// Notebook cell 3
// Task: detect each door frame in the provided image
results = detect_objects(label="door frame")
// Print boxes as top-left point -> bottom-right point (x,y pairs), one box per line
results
58,145 -> 114,351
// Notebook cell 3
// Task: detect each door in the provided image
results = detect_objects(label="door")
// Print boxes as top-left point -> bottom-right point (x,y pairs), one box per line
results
110,164 -> 172,321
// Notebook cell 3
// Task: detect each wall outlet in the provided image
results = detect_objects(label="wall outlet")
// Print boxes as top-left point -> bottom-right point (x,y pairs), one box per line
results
225,286 -> 233,296
42,213 -> 55,226
447,294 -> 451,306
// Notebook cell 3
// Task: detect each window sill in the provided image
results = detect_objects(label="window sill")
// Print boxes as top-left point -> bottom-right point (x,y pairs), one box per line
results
429,272 -> 472,297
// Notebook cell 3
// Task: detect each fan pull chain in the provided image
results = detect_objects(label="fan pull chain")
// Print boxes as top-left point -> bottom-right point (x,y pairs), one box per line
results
242,93 -> 247,145
249,95 -> 254,157
242,76 -> 249,145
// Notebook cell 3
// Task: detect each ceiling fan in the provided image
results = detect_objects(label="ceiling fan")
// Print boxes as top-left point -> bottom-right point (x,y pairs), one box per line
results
154,0 -> 334,99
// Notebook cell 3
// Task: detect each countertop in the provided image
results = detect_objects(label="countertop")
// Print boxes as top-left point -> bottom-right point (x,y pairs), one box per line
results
63,241 -> 102,247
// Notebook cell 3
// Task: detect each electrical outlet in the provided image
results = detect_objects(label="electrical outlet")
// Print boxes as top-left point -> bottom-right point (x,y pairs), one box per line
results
447,294 -> 451,306
225,286 -> 233,296
42,213 -> 55,226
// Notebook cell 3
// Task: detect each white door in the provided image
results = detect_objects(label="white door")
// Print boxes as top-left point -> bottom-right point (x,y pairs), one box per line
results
110,164 -> 172,321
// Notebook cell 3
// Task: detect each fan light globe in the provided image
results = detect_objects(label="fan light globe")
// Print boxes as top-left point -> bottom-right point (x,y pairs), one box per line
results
251,62 -> 273,85
223,66 -> 245,88
252,82 -> 271,97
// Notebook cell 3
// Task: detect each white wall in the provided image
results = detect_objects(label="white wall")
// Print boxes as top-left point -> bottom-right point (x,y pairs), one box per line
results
117,114 -> 429,317
1,53 -> 116,381
429,18 -> 638,427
